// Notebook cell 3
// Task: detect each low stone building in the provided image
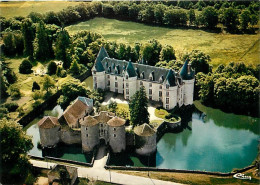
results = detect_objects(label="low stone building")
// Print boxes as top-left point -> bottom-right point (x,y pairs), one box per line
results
38,116 -> 60,148
134,123 -> 157,156
80,111 -> 126,153
48,164 -> 78,185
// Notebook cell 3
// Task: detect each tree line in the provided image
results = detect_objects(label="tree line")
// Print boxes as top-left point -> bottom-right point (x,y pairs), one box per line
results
0,1 -> 259,35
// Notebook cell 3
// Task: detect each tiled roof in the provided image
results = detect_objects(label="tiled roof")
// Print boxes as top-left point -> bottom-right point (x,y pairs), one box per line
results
126,61 -> 137,77
63,99 -> 88,127
38,116 -> 60,129
165,69 -> 176,86
134,123 -> 155,137
94,46 -> 108,72
80,116 -> 98,127
179,60 -> 195,80
94,111 -> 112,123
107,116 -> 126,127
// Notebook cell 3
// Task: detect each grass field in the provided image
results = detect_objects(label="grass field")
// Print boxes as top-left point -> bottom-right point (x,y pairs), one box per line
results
0,1 -> 81,19
66,17 -> 259,67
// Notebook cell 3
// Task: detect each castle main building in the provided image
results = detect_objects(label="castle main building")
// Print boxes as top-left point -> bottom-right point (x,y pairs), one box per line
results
92,47 -> 195,110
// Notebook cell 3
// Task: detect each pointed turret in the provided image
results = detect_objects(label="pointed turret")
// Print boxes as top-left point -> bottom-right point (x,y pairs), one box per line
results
165,69 -> 176,86
93,46 -> 109,72
126,61 -> 137,77
179,60 -> 194,80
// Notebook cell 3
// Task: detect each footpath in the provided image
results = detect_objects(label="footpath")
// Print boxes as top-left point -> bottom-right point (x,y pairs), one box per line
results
30,146 -> 183,185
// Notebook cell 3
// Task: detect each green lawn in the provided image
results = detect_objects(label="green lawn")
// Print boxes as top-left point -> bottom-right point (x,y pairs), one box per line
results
66,17 -> 259,68
0,1 -> 81,19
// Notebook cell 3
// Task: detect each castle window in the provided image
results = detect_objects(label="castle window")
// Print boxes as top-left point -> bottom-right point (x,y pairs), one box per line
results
115,82 -> 118,88
125,75 -> 128,79
114,134 -> 116,137
149,83 -> 152,87
166,105 -> 169,109
126,83 -> 129,88
166,84 -> 169,89
107,75 -> 110,79
140,81 -> 143,86
159,85 -> 162,89
166,98 -> 169,104
149,96 -> 152,100
126,96 -> 129,100
113,128 -> 116,131
85,127 -> 88,131
166,91 -> 169,97
126,89 -> 129,95
149,89 -> 152,95
86,134 -> 88,137
115,76 -> 117,81
94,83 -> 97,89
94,77 -> 97,82
149,76 -> 153,81
93,71 -> 96,74
101,124 -> 103,127
159,91 -> 162,97
115,88 -> 118,93
107,80 -> 110,86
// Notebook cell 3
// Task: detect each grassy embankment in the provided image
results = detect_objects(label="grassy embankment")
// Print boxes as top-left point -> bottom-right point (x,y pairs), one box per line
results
66,17 -> 259,68
115,167 -> 260,185
0,1 -> 80,19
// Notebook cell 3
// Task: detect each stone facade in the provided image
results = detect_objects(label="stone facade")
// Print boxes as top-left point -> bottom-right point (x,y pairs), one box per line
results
134,123 -> 157,156
92,47 -> 195,110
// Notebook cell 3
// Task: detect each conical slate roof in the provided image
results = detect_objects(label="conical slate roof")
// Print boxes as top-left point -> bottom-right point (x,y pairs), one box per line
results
134,123 -> 155,137
80,116 -> 98,127
107,116 -> 126,127
38,116 -> 60,129
126,61 -> 137,77
165,69 -> 176,86
94,46 -> 109,72
179,60 -> 194,80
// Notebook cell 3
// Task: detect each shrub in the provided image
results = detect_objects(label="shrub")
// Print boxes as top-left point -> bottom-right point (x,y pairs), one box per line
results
9,86 -> 21,99
19,59 -> 33,74
47,61 -> 57,75
32,81 -> 40,91
4,102 -> 18,112
31,90 -> 44,100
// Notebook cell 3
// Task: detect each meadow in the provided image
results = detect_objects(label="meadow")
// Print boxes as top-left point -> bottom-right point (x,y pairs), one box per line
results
0,1 -> 80,18
66,17 -> 259,67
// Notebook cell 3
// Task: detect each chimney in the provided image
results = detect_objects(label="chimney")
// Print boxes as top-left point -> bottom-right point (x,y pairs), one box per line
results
188,64 -> 191,74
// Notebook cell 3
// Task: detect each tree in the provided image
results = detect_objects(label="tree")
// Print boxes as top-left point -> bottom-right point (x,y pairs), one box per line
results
21,18 -> 35,57
0,119 -> 33,183
54,29 -> 71,69
108,100 -> 118,113
19,59 -> 33,74
129,86 -> 149,127
69,60 -> 80,76
42,75 -> 55,94
32,81 -> 40,92
142,39 -> 162,66
222,7 -> 239,31
47,61 -> 57,75
159,45 -> 176,62
33,21 -> 51,60
154,4 -> 166,24
188,9 -> 196,25
201,7 -> 218,28
185,50 -> 211,74
240,9 -> 251,30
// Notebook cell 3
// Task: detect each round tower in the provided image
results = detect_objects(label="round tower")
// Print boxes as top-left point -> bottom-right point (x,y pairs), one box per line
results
80,116 -> 99,152
107,117 -> 126,153
38,116 -> 61,148
134,123 -> 156,156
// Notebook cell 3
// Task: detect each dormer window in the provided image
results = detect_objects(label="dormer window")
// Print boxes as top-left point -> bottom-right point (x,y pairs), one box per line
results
93,70 -> 96,74
105,62 -> 108,68
125,75 -> 128,79
140,72 -> 144,79
166,84 -> 169,89
108,66 -> 111,72
149,71 -> 154,81
159,76 -> 164,83
112,63 -> 115,69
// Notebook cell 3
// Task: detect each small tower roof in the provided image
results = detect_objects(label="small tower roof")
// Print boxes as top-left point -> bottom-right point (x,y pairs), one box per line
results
80,116 -> 98,127
77,96 -> 93,107
107,116 -> 126,127
179,60 -> 194,80
93,46 -> 109,72
126,61 -> 137,77
38,116 -> 60,129
134,123 -> 155,137
94,111 -> 112,123
164,69 -> 176,86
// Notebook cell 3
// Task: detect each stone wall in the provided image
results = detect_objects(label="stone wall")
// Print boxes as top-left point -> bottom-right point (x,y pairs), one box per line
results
109,125 -> 126,153
39,126 -> 60,148
81,124 -> 99,152
60,129 -> 81,145
135,134 -> 157,156
183,79 -> 195,105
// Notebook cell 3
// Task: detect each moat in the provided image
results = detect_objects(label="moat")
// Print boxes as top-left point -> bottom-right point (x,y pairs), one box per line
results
26,101 -> 259,173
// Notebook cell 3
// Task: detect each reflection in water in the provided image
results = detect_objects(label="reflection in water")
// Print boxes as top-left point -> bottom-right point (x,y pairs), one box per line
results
26,103 -> 260,172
